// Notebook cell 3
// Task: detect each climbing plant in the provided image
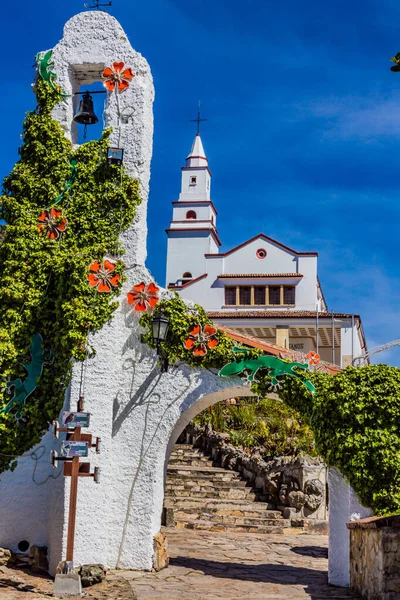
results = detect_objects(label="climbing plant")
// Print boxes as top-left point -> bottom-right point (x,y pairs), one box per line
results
256,366 -> 400,516
140,294 -> 261,369
0,77 -> 140,473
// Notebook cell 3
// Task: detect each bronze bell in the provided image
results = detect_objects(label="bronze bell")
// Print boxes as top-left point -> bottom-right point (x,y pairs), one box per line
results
73,92 -> 99,125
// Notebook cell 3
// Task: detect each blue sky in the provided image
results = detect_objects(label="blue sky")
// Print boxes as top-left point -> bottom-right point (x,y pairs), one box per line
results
2,0 -> 400,364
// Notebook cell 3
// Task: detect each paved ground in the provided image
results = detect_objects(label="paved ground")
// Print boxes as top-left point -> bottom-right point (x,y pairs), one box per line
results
116,529 -> 361,600
0,529 -> 361,599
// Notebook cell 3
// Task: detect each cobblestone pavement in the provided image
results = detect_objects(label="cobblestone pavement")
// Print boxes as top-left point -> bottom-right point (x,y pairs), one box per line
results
0,529 -> 361,599
116,529 -> 361,600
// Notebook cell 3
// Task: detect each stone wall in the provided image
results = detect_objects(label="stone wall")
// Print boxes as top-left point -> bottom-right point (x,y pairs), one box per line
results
347,516 -> 400,599
183,424 -> 328,529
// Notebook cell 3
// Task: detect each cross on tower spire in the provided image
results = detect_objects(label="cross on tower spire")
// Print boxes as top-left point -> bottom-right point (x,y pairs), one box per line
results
190,101 -> 207,135
84,0 -> 112,11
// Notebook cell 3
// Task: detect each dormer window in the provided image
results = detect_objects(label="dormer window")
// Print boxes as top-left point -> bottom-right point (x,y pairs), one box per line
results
190,176 -> 197,185
186,210 -> 197,219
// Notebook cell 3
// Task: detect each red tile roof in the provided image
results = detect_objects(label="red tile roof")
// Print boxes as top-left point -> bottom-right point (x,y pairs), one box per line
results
204,233 -> 318,258
208,310 -> 360,319
216,324 -> 341,374
168,273 -> 208,290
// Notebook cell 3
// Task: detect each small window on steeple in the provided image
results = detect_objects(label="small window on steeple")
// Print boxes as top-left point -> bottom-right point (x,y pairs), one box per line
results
190,176 -> 197,185
186,210 -> 197,219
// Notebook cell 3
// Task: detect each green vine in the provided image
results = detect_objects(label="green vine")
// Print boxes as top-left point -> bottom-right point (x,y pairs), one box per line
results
142,296 -> 400,516
0,78 -> 141,473
140,294 -> 261,369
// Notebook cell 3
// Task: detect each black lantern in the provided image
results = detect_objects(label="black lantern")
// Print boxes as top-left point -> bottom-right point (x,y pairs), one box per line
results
151,312 -> 170,372
73,92 -> 99,126
107,147 -> 124,166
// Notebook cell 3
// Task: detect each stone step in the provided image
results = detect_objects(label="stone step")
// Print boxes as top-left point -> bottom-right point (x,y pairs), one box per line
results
164,497 -> 278,511
165,479 -> 248,489
169,457 -> 214,467
168,465 -> 239,475
174,511 -> 289,527
167,467 -> 241,481
164,498 -> 281,515
173,507 -> 284,521
165,489 -> 257,500
174,519 -> 290,534
170,447 -> 205,455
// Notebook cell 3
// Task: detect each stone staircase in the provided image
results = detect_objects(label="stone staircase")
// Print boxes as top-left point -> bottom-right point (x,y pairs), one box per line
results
164,443 -> 291,533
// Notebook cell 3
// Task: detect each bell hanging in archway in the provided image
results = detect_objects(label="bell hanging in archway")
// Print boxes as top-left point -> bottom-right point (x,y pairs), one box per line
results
73,92 -> 99,125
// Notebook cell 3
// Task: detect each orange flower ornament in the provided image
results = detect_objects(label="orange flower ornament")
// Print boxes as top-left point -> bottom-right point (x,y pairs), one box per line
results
184,324 -> 218,357
37,208 -> 67,240
306,351 -> 320,366
87,260 -> 121,293
102,62 -> 134,92
127,282 -> 159,312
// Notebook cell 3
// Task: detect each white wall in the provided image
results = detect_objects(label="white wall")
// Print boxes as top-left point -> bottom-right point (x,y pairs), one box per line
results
171,202 -> 216,224
175,236 -> 318,312
166,232 -> 216,286
328,468 -> 372,586
179,168 -> 211,201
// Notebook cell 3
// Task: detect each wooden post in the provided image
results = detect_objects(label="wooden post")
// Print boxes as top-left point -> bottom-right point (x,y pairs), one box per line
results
66,426 -> 81,563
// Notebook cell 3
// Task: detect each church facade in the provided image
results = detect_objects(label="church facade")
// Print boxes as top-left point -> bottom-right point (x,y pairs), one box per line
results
165,134 -> 367,368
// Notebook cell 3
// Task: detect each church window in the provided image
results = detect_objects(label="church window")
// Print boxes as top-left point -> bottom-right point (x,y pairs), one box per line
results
225,287 -> 237,305
284,286 -> 295,304
256,248 -> 267,259
182,272 -> 192,279
190,176 -> 197,185
254,287 -> 266,305
186,210 -> 197,219
269,286 -> 281,305
239,287 -> 251,305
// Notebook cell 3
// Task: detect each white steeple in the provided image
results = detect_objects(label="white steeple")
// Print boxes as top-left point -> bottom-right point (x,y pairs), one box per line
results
165,132 -> 220,287
186,133 -> 208,167
179,133 -> 211,201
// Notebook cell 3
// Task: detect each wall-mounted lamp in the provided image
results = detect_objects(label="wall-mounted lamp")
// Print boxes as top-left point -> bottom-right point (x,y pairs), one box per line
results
107,147 -> 124,166
151,312 -> 170,373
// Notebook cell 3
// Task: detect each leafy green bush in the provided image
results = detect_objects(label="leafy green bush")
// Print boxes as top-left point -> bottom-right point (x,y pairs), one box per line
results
277,365 -> 400,515
194,397 -> 316,457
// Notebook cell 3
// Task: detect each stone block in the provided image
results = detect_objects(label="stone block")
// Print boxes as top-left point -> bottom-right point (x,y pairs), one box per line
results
78,564 -> 106,587
152,531 -> 169,572
53,573 -> 82,598
0,548 -> 11,567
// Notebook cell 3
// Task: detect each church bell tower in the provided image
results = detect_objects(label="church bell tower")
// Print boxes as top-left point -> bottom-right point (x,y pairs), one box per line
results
165,133 -> 221,287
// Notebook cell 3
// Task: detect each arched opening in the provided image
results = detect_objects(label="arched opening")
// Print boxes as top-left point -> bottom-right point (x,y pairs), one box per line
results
137,384 -> 359,597
182,272 -> 192,280
186,210 -> 197,219
163,392 -> 327,531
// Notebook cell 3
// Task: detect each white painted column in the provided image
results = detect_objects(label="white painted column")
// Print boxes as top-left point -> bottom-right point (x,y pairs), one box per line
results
328,467 -> 372,586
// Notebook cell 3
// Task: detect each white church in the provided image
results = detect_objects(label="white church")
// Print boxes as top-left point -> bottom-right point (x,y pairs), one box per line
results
165,133 -> 367,368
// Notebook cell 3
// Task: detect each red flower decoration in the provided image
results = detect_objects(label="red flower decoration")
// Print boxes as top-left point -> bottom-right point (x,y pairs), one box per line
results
184,324 -> 218,357
127,282 -> 159,312
37,208 -> 67,240
102,62 -> 134,92
306,351 -> 320,366
87,260 -> 120,293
